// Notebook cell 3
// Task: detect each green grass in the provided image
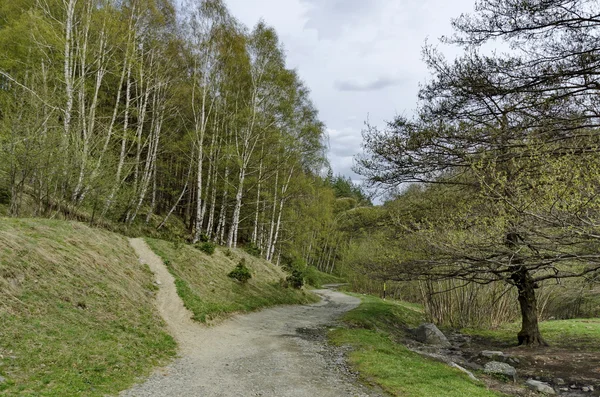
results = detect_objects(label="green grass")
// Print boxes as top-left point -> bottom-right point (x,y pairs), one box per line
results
0,218 -> 176,396
463,318 -> 600,350
146,238 -> 319,323
330,295 -> 502,397
304,266 -> 346,288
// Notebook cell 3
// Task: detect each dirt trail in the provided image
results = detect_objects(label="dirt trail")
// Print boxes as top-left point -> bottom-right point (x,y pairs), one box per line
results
124,238 -> 385,397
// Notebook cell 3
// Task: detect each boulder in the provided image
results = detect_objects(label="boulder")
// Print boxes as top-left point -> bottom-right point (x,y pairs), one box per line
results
450,362 -> 478,381
413,323 -> 450,347
0,375 -> 5,384
525,379 -> 556,395
483,361 -> 517,381
480,350 -> 505,359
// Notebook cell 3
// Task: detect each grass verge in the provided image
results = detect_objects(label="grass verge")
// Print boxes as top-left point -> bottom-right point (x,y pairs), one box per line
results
463,318 -> 600,350
329,295 -> 502,397
146,238 -> 319,323
0,218 -> 176,396
304,267 -> 346,288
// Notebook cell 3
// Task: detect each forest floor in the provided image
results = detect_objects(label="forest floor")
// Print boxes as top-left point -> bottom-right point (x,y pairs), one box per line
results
122,238 -> 386,397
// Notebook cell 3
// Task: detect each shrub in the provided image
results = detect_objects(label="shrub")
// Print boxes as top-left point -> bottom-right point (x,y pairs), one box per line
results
228,258 -> 252,283
224,249 -> 233,258
244,242 -> 261,257
286,269 -> 304,289
195,241 -> 216,255
303,266 -> 320,287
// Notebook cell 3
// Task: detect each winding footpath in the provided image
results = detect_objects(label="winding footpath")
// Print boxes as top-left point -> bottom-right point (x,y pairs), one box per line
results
123,238 -> 385,397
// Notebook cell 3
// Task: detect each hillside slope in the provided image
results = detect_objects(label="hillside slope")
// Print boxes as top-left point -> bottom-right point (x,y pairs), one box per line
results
0,219 -> 318,396
146,238 -> 318,324
0,218 -> 176,396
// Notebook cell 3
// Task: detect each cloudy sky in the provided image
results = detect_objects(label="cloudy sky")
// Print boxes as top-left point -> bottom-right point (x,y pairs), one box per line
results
224,0 -> 477,182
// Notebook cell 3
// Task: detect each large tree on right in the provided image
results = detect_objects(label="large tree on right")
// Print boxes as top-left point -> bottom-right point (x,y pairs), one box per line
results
356,0 -> 600,346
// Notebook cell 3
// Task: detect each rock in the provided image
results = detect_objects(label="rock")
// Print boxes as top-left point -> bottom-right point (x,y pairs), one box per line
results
555,378 -> 565,386
450,362 -> 478,381
559,388 -> 569,392
483,361 -> 517,381
154,280 -> 162,286
481,350 -> 505,359
461,361 -> 483,371
526,379 -> 555,394
582,387 -> 590,392
413,323 -> 450,347
508,357 -> 520,364
589,386 -> 594,391
570,384 -> 578,389
0,375 -> 5,384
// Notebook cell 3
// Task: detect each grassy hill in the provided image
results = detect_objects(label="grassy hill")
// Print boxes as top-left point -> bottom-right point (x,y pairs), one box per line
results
0,218 -> 176,396
146,238 -> 318,324
0,219 -> 316,396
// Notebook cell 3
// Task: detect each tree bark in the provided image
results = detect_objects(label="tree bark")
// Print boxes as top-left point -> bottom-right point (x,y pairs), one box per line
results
511,266 -> 548,347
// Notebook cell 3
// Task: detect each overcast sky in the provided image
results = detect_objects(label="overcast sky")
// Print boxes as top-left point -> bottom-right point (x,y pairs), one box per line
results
224,0 -> 477,183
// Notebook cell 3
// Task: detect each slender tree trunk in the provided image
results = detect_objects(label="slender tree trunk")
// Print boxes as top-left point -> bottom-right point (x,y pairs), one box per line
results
103,60 -> 133,216
268,167 -> 294,261
252,143 -> 264,244
511,266 -> 548,346
227,168 -> 245,248
129,86 -> 164,224
216,165 -> 230,244
266,168 -> 279,258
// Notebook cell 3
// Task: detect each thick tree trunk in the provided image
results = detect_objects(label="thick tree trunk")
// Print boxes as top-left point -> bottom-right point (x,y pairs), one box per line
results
511,267 -> 548,347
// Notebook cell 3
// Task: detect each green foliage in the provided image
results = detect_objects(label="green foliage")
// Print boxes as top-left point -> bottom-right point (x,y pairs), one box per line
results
286,269 -> 304,289
244,242 -> 261,257
326,172 -> 371,206
330,295 -> 499,397
228,258 -> 252,284
195,241 -> 216,255
303,266 -> 345,288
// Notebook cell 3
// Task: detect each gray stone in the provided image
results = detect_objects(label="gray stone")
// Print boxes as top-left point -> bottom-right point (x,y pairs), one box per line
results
582,387 -> 590,392
555,378 -> 565,386
461,361 -> 483,371
559,388 -> 569,392
483,361 -> 517,381
450,362 -> 478,381
570,384 -> 578,389
508,357 -> 520,364
481,350 -> 505,359
526,379 -> 555,394
413,323 -> 450,347
0,375 -> 5,384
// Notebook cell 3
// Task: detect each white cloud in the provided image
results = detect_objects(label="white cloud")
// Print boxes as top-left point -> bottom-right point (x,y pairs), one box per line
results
334,76 -> 403,92
224,0 -> 477,184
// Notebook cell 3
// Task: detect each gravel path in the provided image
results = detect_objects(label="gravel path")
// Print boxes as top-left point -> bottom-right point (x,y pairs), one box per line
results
123,238 -> 385,397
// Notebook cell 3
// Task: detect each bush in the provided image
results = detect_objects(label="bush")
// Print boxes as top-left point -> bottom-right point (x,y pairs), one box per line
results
286,269 -> 304,289
195,242 -> 216,255
228,258 -> 252,283
244,242 -> 261,257
224,249 -> 233,258
304,266 -> 320,288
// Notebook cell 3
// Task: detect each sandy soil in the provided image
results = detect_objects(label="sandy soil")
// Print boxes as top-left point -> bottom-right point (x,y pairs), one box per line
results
122,238 -> 385,397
